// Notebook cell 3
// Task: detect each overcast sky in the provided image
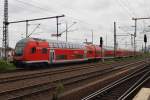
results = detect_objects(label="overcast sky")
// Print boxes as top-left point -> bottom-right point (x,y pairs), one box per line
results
1,0 -> 150,50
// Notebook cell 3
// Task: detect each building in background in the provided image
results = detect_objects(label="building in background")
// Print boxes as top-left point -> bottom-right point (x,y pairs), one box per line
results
0,47 -> 14,61
0,48 -> 5,59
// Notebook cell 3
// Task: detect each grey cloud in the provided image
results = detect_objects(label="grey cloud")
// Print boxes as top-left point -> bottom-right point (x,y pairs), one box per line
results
1,0 -> 150,50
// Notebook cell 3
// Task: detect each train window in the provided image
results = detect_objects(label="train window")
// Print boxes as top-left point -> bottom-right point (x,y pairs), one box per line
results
31,47 -> 36,54
82,45 -> 84,48
88,50 -> 93,54
80,45 -> 82,49
79,45 -> 81,48
76,44 -> 78,48
53,43 -> 58,48
68,44 -> 71,48
79,45 -> 81,49
74,44 -> 77,49
75,44 -> 77,48
66,43 -> 69,48
62,43 -> 66,48
52,43 -> 55,48
72,44 -> 75,48
69,44 -> 73,48
64,43 -> 67,48
50,43 -> 54,48
42,48 -> 47,54
15,46 -> 23,56
71,44 -> 73,48
58,43 -> 62,48
61,43 -> 63,48
78,45 -> 80,48
49,43 -> 52,48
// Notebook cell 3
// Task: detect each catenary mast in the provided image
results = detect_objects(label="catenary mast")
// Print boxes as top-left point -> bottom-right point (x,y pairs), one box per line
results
3,0 -> 9,59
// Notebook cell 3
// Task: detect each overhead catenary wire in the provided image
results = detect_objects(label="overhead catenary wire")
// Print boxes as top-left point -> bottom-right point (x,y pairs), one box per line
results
121,0 -> 137,17
3,0 -> 149,50
15,0 -> 54,15
136,0 -> 150,16
14,0 -> 102,32
116,0 -> 133,18
12,0 -> 99,39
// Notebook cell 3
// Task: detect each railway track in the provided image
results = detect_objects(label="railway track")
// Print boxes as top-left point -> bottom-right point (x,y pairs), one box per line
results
0,59 -> 138,84
0,61 -> 119,83
0,59 -> 148,100
82,63 -> 150,100
119,72 -> 150,100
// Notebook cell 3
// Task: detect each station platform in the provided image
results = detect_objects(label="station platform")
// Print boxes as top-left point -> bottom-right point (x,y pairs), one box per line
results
133,88 -> 150,100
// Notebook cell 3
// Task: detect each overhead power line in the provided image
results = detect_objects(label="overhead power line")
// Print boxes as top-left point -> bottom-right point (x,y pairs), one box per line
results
116,0 -> 134,18
15,0 -> 56,16
121,0 -> 137,17
15,0 -> 49,11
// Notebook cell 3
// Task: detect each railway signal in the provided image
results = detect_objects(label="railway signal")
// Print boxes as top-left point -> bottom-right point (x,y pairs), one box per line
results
144,34 -> 147,43
144,34 -> 147,53
100,37 -> 103,47
51,33 -> 61,37
132,17 -> 150,55
100,37 -> 104,62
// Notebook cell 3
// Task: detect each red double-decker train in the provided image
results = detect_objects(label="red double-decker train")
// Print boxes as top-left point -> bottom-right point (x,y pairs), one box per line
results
13,38 -> 138,68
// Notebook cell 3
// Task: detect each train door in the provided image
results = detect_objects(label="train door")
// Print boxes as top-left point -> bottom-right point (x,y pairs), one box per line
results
50,49 -> 55,64
84,50 -> 87,59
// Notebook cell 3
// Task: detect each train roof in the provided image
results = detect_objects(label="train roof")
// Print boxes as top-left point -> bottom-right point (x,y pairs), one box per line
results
17,38 -> 85,49
19,38 -> 84,45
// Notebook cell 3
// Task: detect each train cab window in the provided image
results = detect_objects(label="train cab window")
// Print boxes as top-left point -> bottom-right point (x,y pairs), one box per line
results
15,46 -> 23,56
31,47 -> 36,54
42,48 -> 47,54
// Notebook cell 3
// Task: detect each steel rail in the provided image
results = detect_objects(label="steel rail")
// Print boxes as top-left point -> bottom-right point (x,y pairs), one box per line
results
81,65 -> 149,100
0,60 -> 142,84
6,60 -> 146,100
118,75 -> 150,100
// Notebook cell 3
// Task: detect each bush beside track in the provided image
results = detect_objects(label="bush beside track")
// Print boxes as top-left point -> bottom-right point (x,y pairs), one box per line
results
0,60 -> 16,72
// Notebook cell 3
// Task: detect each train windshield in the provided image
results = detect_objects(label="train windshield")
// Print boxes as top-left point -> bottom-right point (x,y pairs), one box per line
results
15,46 -> 24,56
15,42 -> 26,56
14,38 -> 28,56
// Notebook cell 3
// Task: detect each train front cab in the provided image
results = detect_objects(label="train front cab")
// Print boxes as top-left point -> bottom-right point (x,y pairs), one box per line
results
14,38 -> 49,68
